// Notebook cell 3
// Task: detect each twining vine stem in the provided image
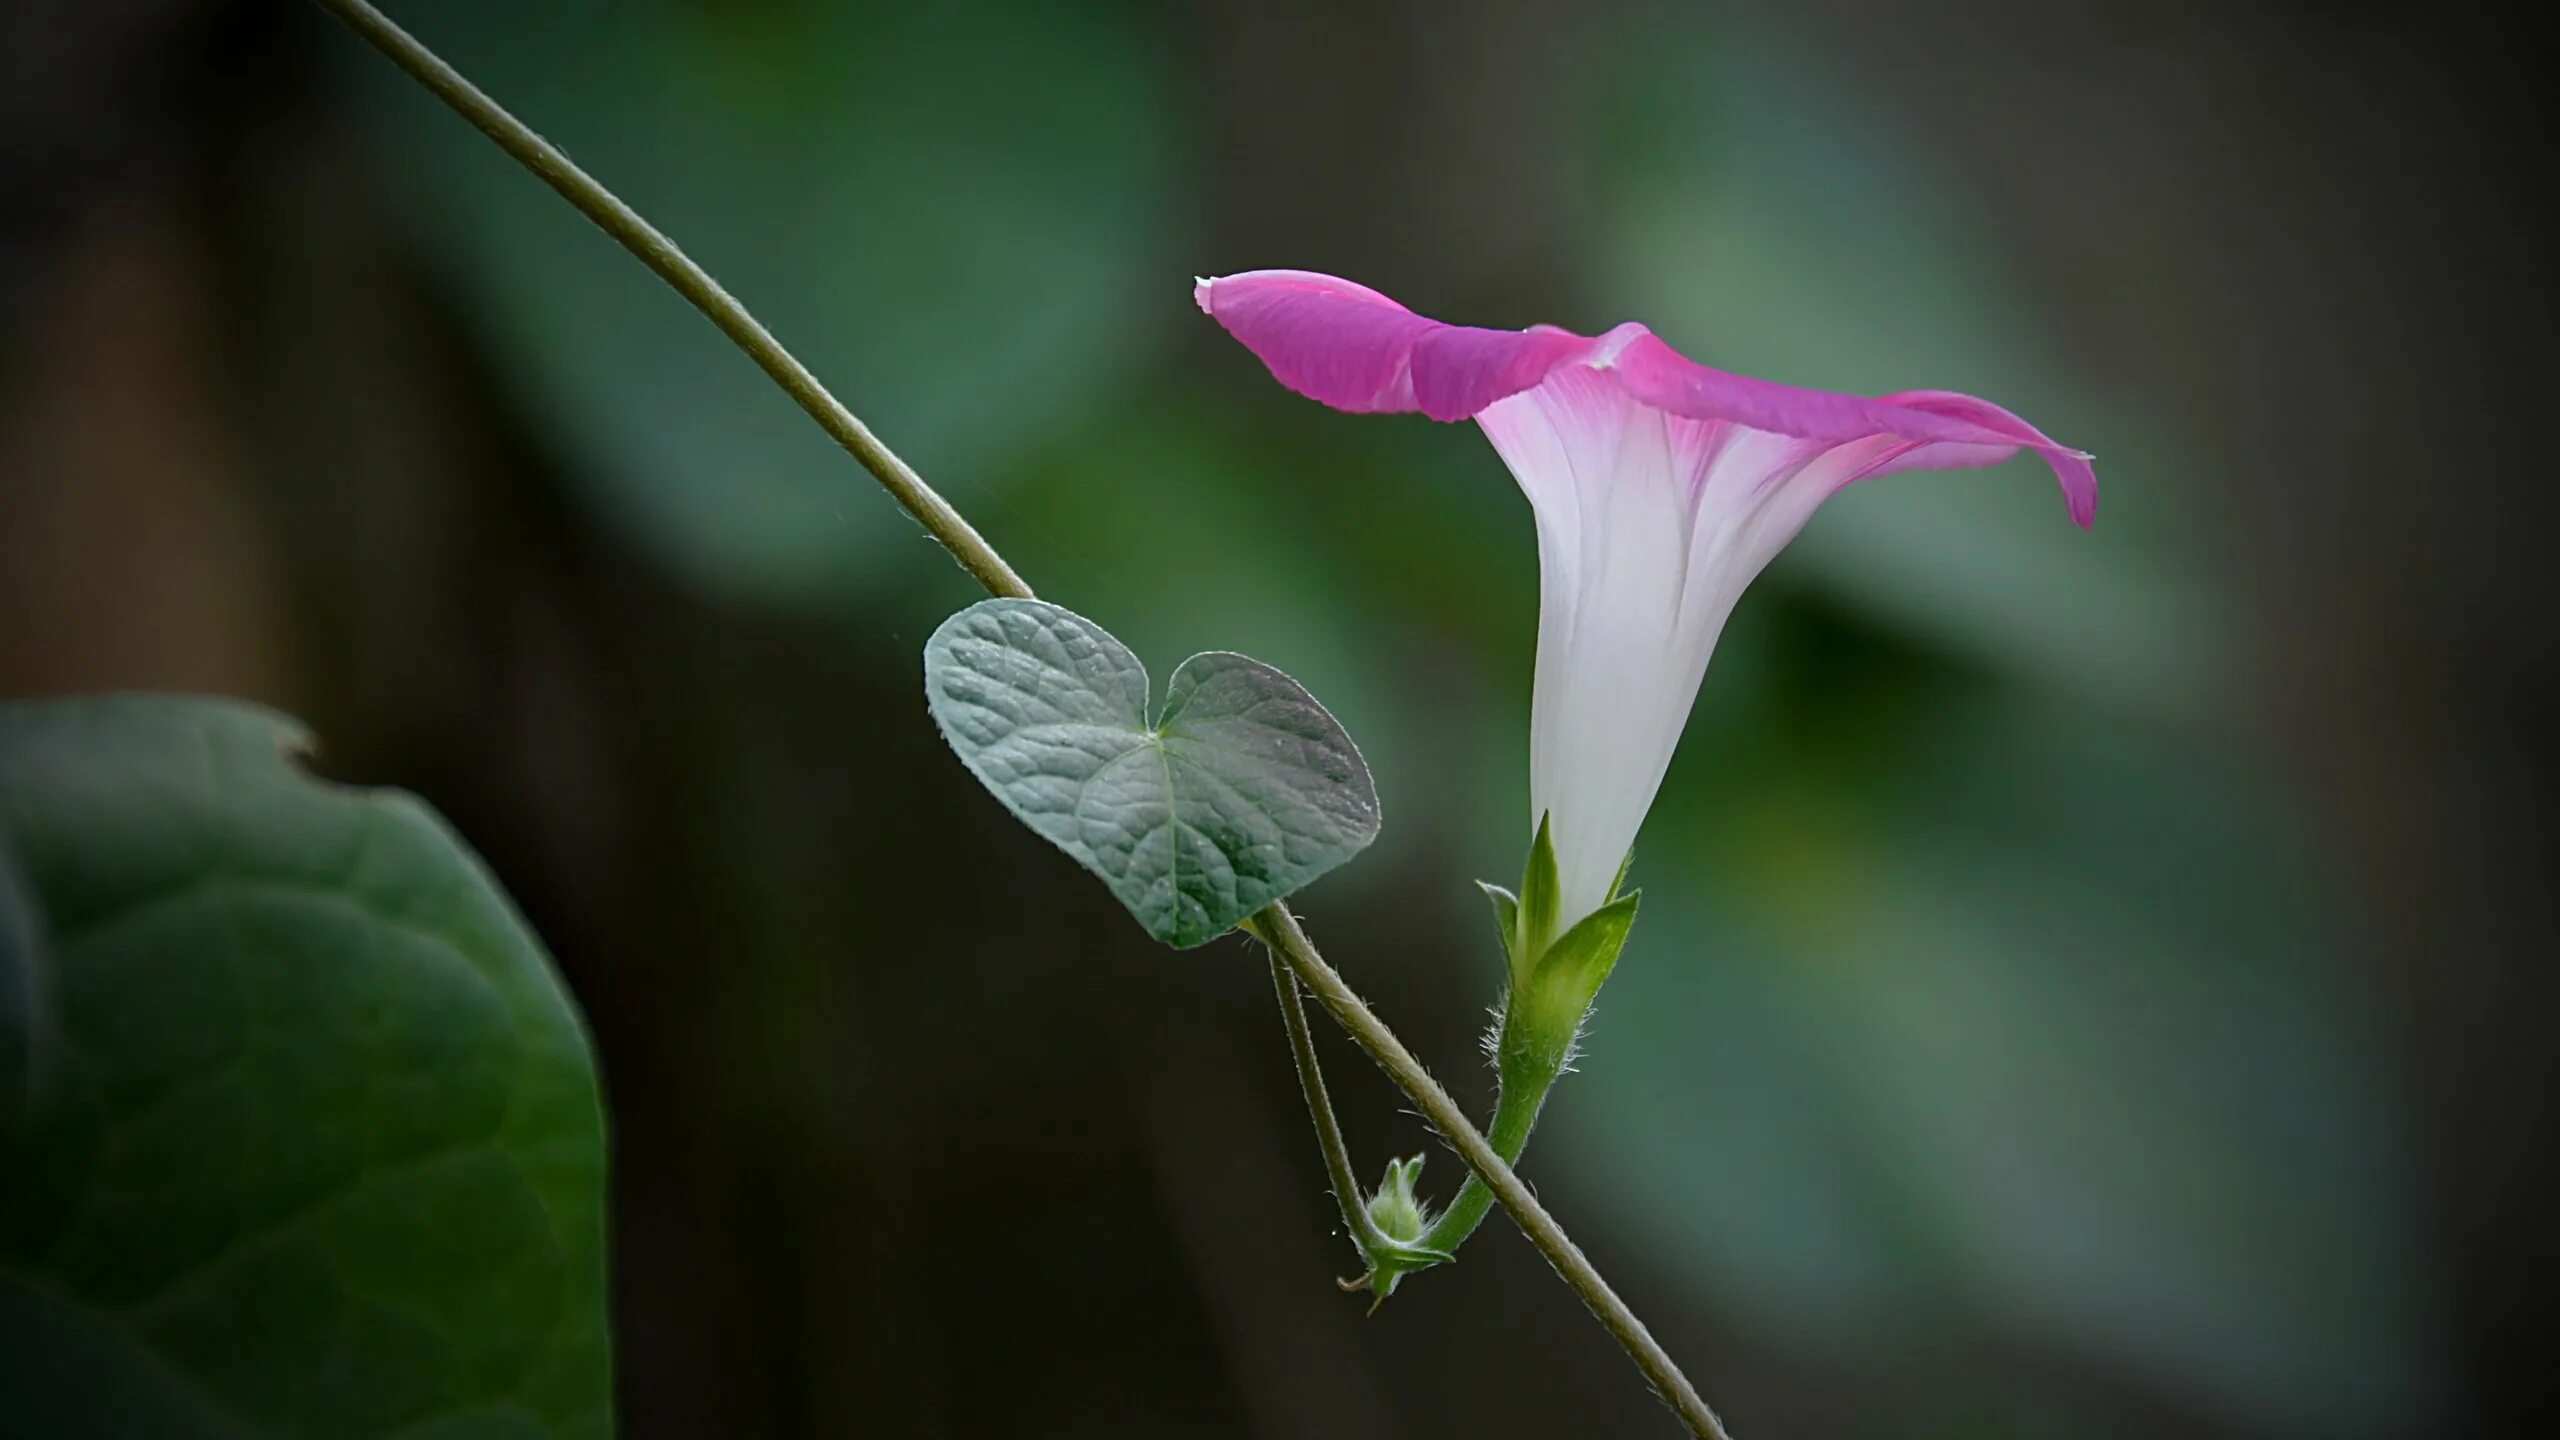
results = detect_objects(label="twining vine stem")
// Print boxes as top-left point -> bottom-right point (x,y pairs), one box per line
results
311,2 -> 1728,1435
1256,935 -> 1387,1267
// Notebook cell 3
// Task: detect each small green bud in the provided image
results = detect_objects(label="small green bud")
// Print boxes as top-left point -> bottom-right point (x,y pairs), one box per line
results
1364,1153 -> 1433,1244
1353,1155 -> 1455,1306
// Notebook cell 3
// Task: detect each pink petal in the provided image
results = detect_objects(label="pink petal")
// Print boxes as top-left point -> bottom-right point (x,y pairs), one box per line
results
1613,342 -> 2096,528
1197,270 -> 1604,422
1193,271 -> 1439,414
1863,390 -> 2099,528
1195,269 -> 2096,525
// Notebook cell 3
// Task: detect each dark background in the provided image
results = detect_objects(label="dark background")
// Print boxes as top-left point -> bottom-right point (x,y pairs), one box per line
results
5,2 -> 2554,1436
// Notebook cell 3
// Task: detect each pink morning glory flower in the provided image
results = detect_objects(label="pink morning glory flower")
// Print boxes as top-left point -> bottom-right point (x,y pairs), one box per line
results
1197,270 -> 2097,934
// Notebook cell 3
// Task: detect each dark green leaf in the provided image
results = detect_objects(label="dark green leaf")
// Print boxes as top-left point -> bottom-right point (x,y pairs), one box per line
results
924,599 -> 1381,947
1,835 -> 60,1129
0,696 -> 609,1440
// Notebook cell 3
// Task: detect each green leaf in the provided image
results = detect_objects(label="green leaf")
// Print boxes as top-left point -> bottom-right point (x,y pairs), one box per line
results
924,599 -> 1381,948
1,835 -> 60,1128
0,696 -> 609,1440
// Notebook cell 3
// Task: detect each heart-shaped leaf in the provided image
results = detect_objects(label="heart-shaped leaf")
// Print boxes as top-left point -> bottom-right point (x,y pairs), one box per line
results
0,696 -> 609,1439
924,599 -> 1381,947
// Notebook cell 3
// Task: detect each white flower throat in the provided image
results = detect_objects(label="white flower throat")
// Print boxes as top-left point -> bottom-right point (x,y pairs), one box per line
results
1478,366 -> 1877,927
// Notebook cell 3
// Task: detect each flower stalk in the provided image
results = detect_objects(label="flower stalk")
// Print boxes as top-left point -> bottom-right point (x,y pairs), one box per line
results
1357,818 -> 1639,1294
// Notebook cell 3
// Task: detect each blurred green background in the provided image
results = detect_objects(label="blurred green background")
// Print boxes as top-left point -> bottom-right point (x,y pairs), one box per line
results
4,1 -> 2552,1436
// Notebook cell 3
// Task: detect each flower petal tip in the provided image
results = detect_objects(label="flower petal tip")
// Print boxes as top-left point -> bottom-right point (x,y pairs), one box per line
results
2043,448 -> 2099,529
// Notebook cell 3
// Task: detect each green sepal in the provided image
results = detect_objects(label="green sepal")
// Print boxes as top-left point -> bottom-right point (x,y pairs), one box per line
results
1531,888 -> 1640,998
1512,812 -> 1563,982
1477,881 -> 1520,970
1361,1243 -> 1456,1306
1511,888 -> 1642,1051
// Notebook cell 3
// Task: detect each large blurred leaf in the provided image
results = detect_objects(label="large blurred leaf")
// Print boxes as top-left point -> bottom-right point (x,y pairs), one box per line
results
1,836 -> 59,1129
1547,25 -> 2438,1422
1558,683 -> 2429,1437
355,0 -> 1179,608
0,696 -> 608,1439
1587,18 -> 2209,720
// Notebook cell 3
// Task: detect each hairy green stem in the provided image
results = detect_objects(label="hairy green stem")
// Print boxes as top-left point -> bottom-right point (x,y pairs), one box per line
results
1422,1008 -> 1570,1254
313,3 -> 1727,1433
1257,931 -> 1384,1266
